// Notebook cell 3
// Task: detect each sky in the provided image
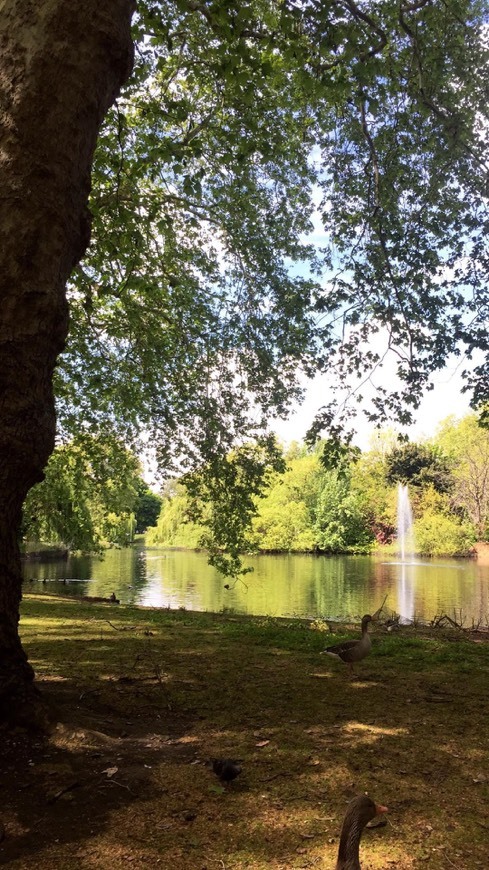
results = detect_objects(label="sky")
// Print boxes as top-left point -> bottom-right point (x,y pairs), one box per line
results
268,189 -> 477,451
143,358 -> 473,487
270,353 -> 472,451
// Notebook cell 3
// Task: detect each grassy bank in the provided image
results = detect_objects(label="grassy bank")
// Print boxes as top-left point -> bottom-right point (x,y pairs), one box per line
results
1,595 -> 488,869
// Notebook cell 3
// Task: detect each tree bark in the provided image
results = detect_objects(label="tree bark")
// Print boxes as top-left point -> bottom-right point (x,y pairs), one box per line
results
0,0 -> 134,727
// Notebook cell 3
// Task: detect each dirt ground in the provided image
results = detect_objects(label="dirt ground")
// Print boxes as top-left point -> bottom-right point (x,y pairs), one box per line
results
473,541 -> 489,564
0,595 -> 488,869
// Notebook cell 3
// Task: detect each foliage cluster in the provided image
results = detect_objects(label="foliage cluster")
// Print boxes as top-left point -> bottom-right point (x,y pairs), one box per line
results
134,479 -> 163,533
23,417 -> 487,562
22,433 -> 149,552
51,0 -> 488,572
148,413 -> 488,557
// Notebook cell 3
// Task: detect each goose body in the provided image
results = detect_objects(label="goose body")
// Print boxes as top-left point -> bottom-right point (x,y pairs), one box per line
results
336,795 -> 388,869
322,615 -> 372,674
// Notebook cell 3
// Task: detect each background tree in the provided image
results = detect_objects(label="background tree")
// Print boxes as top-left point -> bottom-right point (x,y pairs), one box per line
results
183,438 -> 286,575
413,486 -> 475,557
250,453 -> 320,552
134,480 -> 163,534
152,445 -> 373,554
351,445 -> 396,545
145,416 -> 486,556
147,482 -> 204,549
385,443 -> 452,493
313,471 -> 372,554
22,434 -> 141,551
435,415 -> 489,539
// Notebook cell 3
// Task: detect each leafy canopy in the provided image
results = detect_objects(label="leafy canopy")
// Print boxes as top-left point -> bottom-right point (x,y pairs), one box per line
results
23,434 -> 141,551
53,0 -> 488,571
385,442 -> 453,493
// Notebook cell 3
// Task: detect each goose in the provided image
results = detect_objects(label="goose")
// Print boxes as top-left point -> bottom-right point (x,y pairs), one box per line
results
336,795 -> 388,869
212,758 -> 242,783
321,615 -> 372,675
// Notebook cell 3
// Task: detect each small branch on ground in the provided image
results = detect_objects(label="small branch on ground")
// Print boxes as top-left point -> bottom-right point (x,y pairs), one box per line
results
104,620 -> 136,631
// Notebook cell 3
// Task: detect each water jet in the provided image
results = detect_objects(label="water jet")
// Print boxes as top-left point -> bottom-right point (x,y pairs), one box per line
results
397,483 -> 414,561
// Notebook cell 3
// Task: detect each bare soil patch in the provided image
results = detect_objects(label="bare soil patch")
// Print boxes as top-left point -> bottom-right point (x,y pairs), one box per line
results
473,542 -> 489,564
0,595 -> 488,869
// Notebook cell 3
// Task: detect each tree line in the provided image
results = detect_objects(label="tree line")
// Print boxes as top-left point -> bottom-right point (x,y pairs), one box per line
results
147,413 -> 489,557
29,413 -> 487,558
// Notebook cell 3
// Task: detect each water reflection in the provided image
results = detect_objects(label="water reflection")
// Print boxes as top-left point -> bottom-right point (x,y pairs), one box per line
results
397,563 -> 412,624
22,546 -> 489,625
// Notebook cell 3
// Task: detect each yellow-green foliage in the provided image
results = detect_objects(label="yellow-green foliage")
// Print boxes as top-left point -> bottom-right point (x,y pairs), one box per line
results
44,416 -> 488,559
434,413 -> 489,539
406,486 -> 474,557
22,433 -> 141,551
414,509 -> 475,556
249,454 -> 320,551
251,451 -> 373,553
146,483 -> 204,548
251,496 -> 316,551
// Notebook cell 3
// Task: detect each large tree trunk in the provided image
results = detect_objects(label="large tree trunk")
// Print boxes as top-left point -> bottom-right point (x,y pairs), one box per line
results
0,0 -> 134,728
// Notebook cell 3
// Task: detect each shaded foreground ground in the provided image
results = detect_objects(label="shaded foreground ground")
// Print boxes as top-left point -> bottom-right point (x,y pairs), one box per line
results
1,595 -> 488,869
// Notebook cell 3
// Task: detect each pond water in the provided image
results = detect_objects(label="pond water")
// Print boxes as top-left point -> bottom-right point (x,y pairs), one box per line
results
22,545 -> 489,626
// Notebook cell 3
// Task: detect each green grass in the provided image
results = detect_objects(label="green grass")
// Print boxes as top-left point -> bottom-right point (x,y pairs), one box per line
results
4,593 -> 488,870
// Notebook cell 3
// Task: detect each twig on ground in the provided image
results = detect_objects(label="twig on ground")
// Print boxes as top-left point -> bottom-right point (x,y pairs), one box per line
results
441,849 -> 461,869
103,778 -> 134,793
104,620 -> 136,632
372,594 -> 388,621
474,819 -> 489,830
259,772 -> 295,782
79,688 -> 100,700
432,614 -> 462,629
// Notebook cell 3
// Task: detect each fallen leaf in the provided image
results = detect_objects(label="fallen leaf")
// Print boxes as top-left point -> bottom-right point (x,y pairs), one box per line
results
102,767 -> 118,778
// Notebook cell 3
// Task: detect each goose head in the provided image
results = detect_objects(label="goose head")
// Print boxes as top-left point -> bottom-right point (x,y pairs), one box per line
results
336,795 -> 388,869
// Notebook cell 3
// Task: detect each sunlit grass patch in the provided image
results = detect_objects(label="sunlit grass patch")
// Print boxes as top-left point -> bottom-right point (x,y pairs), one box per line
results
342,721 -> 409,738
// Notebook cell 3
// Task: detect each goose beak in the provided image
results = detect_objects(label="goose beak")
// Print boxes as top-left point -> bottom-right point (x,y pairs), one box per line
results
375,803 -> 389,814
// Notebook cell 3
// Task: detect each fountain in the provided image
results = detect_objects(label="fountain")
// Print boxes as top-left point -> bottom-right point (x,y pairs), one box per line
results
397,483 -> 414,561
396,483 -> 415,623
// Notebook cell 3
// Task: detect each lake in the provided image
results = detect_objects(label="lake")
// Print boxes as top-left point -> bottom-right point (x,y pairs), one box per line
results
21,545 -> 489,626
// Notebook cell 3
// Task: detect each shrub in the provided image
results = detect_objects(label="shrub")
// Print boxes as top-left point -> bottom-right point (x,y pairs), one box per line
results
414,509 -> 475,557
